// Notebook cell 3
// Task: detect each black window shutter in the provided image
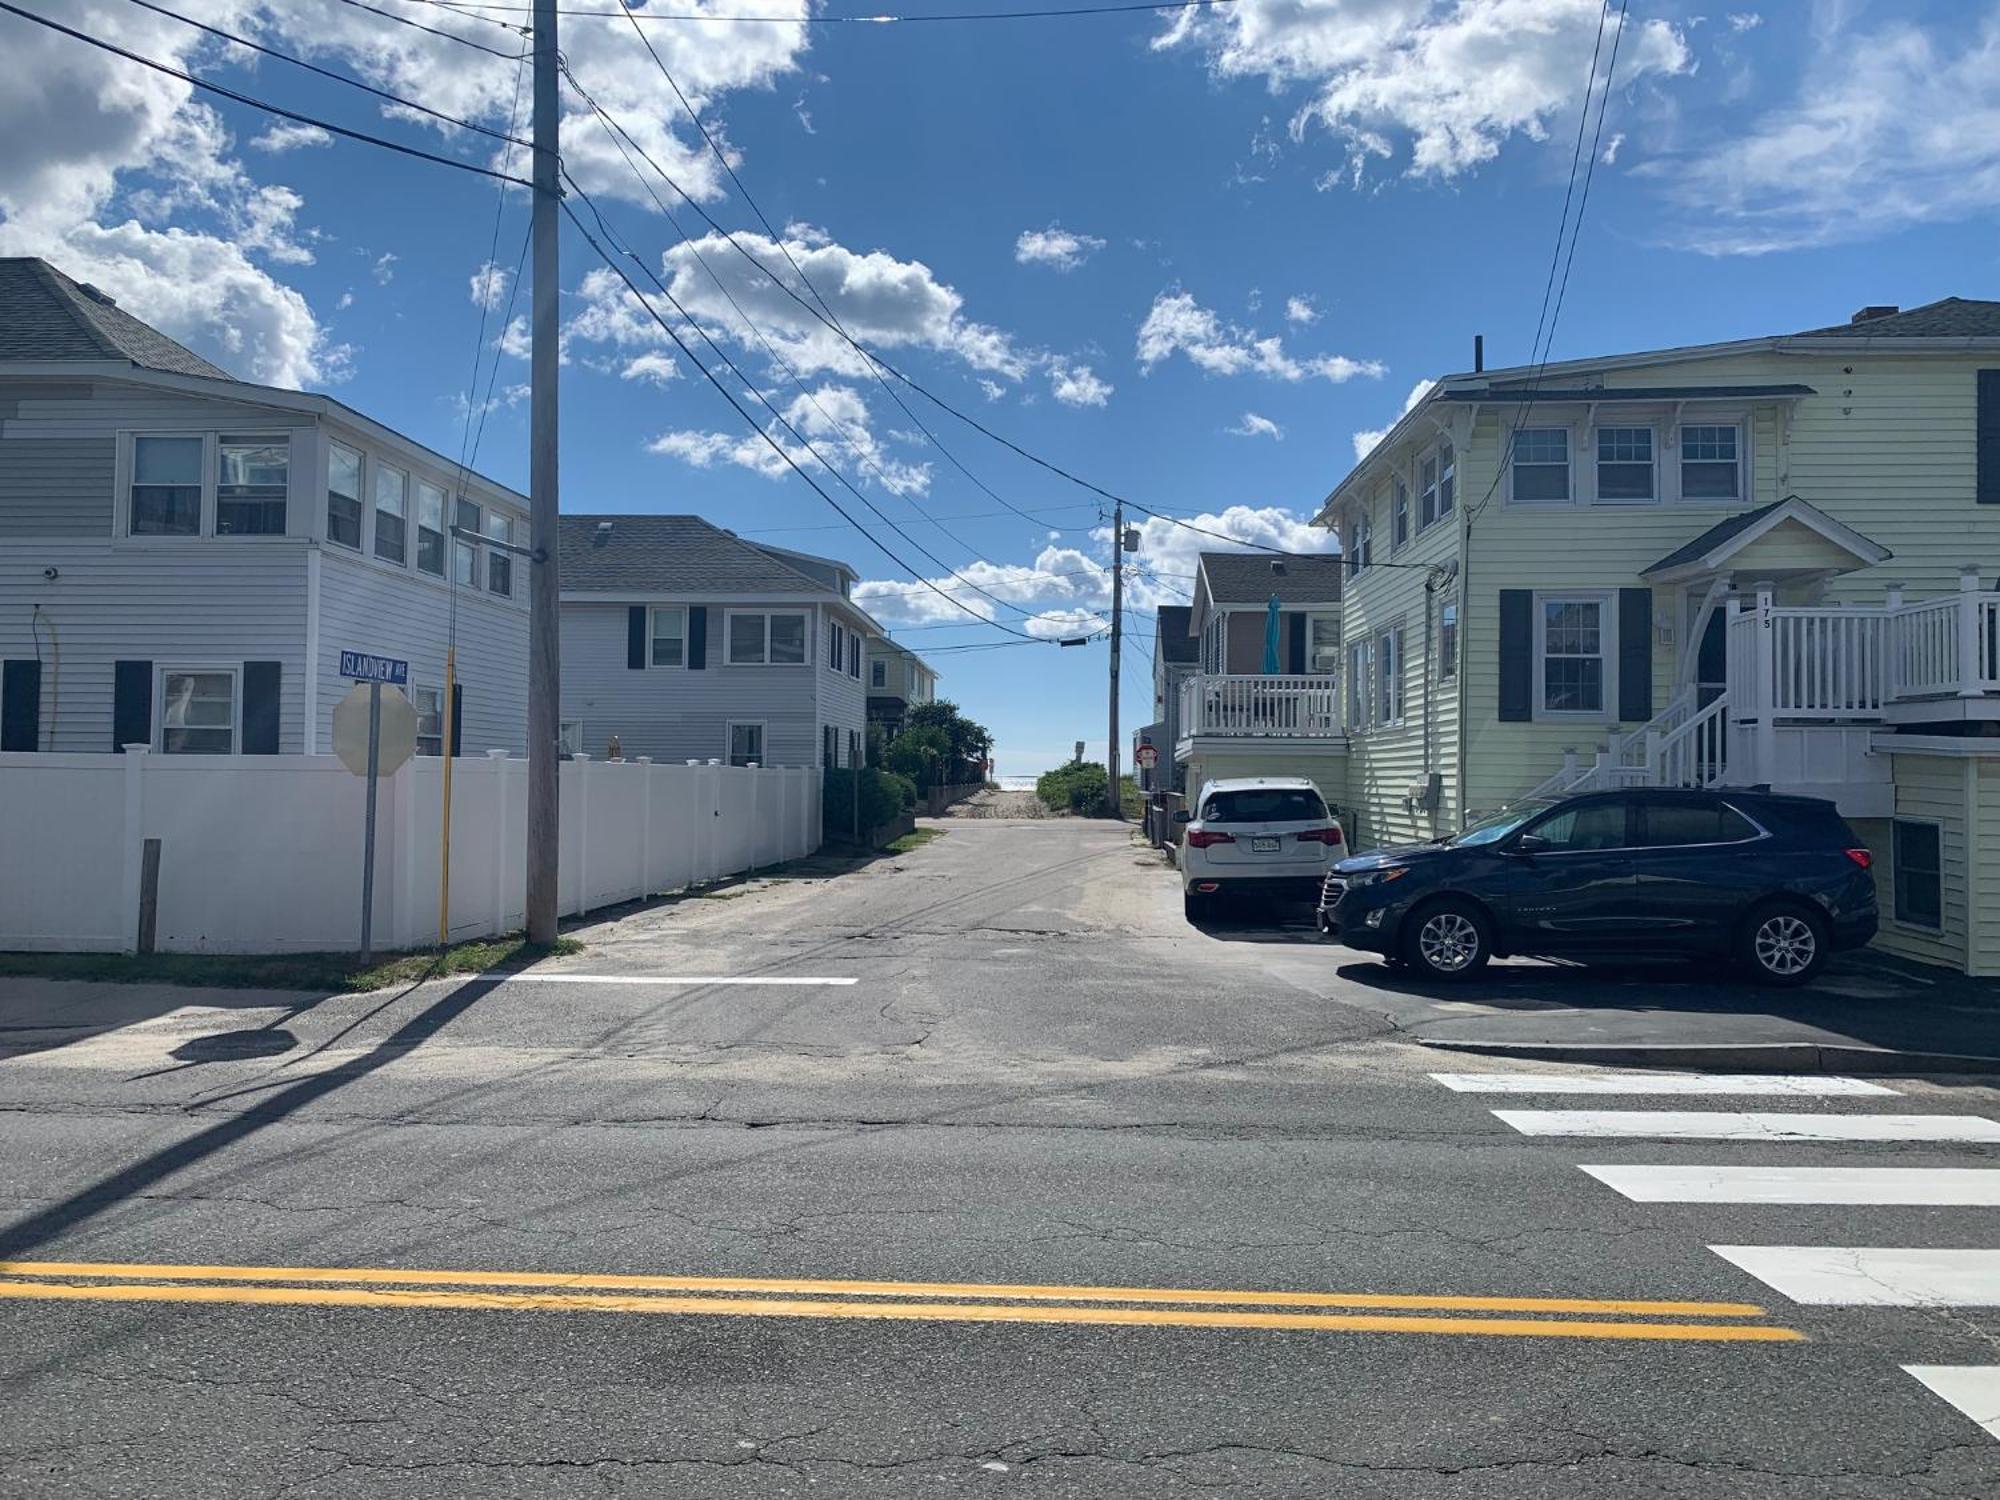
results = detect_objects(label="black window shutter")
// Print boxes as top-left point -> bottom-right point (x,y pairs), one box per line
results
1497,591 -> 1532,722
2,660 -> 40,752
688,606 -> 708,670
450,682 -> 465,757
242,661 -> 282,753
1978,369 -> 2000,505
113,660 -> 152,751
627,606 -> 648,669
1618,588 -> 1654,722
1287,613 -> 1307,674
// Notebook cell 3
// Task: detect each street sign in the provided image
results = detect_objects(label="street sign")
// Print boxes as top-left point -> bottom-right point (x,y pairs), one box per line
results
333,681 -> 418,964
1134,744 -> 1159,770
338,649 -> 409,686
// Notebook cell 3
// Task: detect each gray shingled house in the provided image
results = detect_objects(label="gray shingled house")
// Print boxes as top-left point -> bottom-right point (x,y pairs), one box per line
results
557,515 -> 882,769
0,258 -> 529,759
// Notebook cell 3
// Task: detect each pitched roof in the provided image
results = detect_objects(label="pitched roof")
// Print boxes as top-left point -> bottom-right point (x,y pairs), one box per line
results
1198,551 -> 1344,606
1437,384 -> 1814,403
1641,496 -> 1893,579
1792,298 -> 2000,339
1154,604 -> 1199,663
0,258 -> 236,380
559,515 -> 842,595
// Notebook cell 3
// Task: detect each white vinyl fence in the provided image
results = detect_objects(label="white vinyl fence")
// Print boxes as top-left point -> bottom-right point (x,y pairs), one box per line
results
0,750 -> 821,954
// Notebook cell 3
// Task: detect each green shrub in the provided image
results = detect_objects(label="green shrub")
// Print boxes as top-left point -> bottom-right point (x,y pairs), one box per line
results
824,767 -> 909,838
883,770 -> 919,811
1036,761 -> 1110,814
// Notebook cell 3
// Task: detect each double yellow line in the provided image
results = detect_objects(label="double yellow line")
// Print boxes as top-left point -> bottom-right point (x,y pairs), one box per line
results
0,1260 -> 1800,1342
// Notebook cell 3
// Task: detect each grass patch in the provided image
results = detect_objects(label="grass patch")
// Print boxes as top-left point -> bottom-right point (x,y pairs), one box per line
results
885,827 -> 944,854
0,934 -> 583,995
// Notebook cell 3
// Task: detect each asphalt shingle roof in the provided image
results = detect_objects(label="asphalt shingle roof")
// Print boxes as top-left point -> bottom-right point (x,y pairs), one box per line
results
1154,604 -> 1199,663
0,258 -> 236,379
1199,551 -> 1344,606
1792,298 -> 2000,339
1640,500 -> 1787,576
559,514 -> 844,594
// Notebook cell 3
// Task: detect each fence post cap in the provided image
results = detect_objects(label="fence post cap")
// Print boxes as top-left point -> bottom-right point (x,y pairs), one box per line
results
121,744 -> 152,756
1961,565 -> 1983,588
708,758 -> 722,766
485,748 -> 508,760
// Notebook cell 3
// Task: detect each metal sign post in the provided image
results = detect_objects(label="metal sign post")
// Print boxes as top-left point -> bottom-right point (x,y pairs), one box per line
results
361,681 -> 382,962
333,654 -> 417,964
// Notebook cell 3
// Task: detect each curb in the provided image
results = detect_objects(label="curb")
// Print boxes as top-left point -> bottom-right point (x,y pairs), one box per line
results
1413,1038 -> 2000,1076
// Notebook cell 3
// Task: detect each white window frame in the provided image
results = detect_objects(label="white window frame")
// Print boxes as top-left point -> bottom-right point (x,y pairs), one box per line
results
1201,613 -> 1225,674
453,497 -> 481,587
1346,637 -> 1373,731
725,609 -> 811,667
827,617 -> 844,674
1347,510 -> 1374,574
486,512 -> 514,597
411,684 -> 445,757
847,628 -> 863,679
1434,439 -> 1455,523
648,606 -> 687,669
126,431 -> 208,538
727,720 -> 767,768
326,441 -> 364,549
1594,424 -> 1658,505
414,479 -> 448,577
1438,595 -> 1459,683
870,658 -> 888,689
1375,622 -> 1404,727
1418,454 -> 1438,532
156,664 -> 239,756
1391,477 -> 1411,551
373,462 -> 409,566
1678,421 -> 1745,503
1508,426 -> 1572,505
1308,612 -> 1340,674
1891,817 -> 1945,933
215,433 -> 292,539
1532,590 -> 1618,721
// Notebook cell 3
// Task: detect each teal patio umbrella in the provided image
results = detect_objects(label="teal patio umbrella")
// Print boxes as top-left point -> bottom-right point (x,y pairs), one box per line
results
1262,593 -> 1282,674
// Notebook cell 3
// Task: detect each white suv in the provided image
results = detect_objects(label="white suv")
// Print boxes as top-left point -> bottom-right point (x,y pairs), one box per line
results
1176,776 -> 1346,922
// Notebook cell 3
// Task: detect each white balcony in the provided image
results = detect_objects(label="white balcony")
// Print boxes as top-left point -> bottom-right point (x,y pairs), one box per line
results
1177,673 -> 1342,752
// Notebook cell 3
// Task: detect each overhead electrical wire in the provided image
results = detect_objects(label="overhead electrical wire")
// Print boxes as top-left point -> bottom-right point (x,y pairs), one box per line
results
324,0 -> 528,53
425,0 -> 1244,25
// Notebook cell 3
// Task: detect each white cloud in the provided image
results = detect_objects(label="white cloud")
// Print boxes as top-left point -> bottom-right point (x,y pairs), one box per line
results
620,352 -> 682,387
1728,13 -> 1763,32
1600,131 -> 1626,165
1284,295 -> 1319,325
649,383 -> 932,497
1136,290 -> 1382,383
978,379 -> 1007,402
371,252 -> 398,285
1048,359 -> 1113,408
1014,224 -> 1107,272
469,262 -> 512,310
1155,0 -> 1689,184
1351,378 -> 1437,461
1228,412 -> 1284,440
1662,14 -> 2000,254
250,121 -> 333,154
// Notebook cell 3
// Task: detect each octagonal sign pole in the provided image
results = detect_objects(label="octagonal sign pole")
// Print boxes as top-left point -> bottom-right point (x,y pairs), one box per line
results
334,674 -> 417,963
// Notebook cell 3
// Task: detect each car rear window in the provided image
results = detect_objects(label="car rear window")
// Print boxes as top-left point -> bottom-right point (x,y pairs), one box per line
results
1636,800 -> 1760,847
1200,789 -> 1328,823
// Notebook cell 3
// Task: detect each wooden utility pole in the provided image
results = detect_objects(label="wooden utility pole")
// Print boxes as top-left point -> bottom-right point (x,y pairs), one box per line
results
525,0 -> 561,944
1105,499 -> 1124,818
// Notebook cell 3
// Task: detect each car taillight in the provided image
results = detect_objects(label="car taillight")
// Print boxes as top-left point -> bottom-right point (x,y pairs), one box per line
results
1845,848 -> 1873,870
1296,826 -> 1344,845
1186,829 -> 1236,848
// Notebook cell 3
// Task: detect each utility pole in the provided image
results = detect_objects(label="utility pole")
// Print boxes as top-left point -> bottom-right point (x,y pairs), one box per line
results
525,0 -> 561,945
1104,499 -> 1124,818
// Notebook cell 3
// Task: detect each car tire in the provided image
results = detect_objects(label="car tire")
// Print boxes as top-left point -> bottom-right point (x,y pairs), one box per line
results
1184,890 -> 1211,924
1401,898 -> 1492,981
1738,901 -> 1829,987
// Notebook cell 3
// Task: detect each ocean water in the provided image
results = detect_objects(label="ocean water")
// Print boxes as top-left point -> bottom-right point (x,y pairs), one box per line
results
996,775 -> 1038,792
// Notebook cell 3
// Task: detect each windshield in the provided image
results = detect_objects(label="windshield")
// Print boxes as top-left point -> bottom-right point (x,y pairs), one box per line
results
1200,788 -> 1329,824
1448,800 -> 1556,847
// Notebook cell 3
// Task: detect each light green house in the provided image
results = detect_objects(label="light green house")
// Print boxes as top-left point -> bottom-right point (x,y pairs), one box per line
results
1231,297 -> 2000,975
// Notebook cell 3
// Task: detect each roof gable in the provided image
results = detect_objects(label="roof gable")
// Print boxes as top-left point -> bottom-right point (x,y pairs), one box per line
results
0,258 -> 236,380
1154,604 -> 1198,663
1640,496 -> 1892,581
559,515 -> 843,595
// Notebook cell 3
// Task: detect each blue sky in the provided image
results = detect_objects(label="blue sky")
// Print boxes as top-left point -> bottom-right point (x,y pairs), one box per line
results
3,0 -> 1994,773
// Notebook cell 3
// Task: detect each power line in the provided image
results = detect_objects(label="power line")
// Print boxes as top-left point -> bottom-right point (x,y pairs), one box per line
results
118,0 -> 531,147
323,0 -> 529,55
426,0 -> 1245,24
737,500 -> 1102,535
0,2 -> 532,186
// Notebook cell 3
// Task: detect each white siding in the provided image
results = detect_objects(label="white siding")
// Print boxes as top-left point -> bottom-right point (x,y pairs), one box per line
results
817,604 -> 868,762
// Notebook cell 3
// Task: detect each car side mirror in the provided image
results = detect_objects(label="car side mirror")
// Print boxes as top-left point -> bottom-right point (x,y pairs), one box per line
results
1172,809 -> 1191,825
1514,833 -> 1550,855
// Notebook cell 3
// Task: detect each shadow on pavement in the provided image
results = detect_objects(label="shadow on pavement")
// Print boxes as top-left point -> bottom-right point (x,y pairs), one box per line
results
0,983 -> 334,1064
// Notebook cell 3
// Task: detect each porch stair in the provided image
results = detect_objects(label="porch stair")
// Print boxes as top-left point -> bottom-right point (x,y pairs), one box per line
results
1521,689 -> 1729,801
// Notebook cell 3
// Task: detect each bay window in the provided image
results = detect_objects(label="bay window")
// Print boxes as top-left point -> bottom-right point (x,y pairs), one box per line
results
1680,424 -> 1742,500
217,436 -> 289,535
1596,426 -> 1656,502
326,442 -> 362,547
130,435 -> 202,535
1510,428 -> 1570,503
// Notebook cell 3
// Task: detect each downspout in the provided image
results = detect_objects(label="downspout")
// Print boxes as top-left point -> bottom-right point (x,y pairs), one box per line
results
1453,411 -> 1477,828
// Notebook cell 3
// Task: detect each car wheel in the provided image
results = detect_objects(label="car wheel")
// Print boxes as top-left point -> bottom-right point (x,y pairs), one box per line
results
1402,898 -> 1491,981
1184,890 -> 1211,924
1739,902 -> 1828,987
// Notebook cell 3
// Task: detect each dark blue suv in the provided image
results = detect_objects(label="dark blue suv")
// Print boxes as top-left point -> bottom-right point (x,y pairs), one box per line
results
1321,788 -> 1878,987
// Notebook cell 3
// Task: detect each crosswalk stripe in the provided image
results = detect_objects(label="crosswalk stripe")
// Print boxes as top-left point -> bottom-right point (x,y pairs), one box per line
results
1584,1165 -> 2000,1205
1711,1248 -> 2000,1306
1430,1072 -> 1897,1097
1904,1367 -> 2000,1440
1495,1111 -> 2000,1142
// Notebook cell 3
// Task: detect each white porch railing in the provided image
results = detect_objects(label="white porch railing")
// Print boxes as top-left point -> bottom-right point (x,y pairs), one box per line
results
1178,673 -> 1340,741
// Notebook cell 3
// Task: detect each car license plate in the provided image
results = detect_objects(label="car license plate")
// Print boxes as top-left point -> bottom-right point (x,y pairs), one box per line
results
1251,836 -> 1280,852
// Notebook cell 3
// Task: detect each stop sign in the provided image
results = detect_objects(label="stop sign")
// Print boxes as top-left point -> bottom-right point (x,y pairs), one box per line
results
333,682 -> 418,777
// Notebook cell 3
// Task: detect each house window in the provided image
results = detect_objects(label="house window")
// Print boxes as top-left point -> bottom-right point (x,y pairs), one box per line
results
1393,476 -> 1411,550
847,629 -> 862,678
1308,612 -> 1340,674
1510,428 -> 1570,503
159,669 -> 235,754
415,481 -> 446,576
728,721 -> 765,768
1439,598 -> 1459,682
217,437 -> 289,535
487,513 -> 513,597
728,611 -> 809,666
1346,638 -> 1372,729
1376,624 -> 1403,725
828,619 -> 844,674
871,659 -> 887,689
326,443 -> 362,547
412,685 -> 444,756
1436,440 -> 1455,519
130,435 -> 202,535
1537,595 -> 1611,715
650,607 -> 686,667
373,464 -> 408,564
1347,511 -> 1373,574
1681,424 -> 1742,500
453,498 -> 481,586
1596,426 -> 1656,503
1892,819 -> 1943,930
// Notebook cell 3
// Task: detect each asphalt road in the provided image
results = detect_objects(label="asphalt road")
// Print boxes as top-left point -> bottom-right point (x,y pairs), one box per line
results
3,817 -> 1999,1497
